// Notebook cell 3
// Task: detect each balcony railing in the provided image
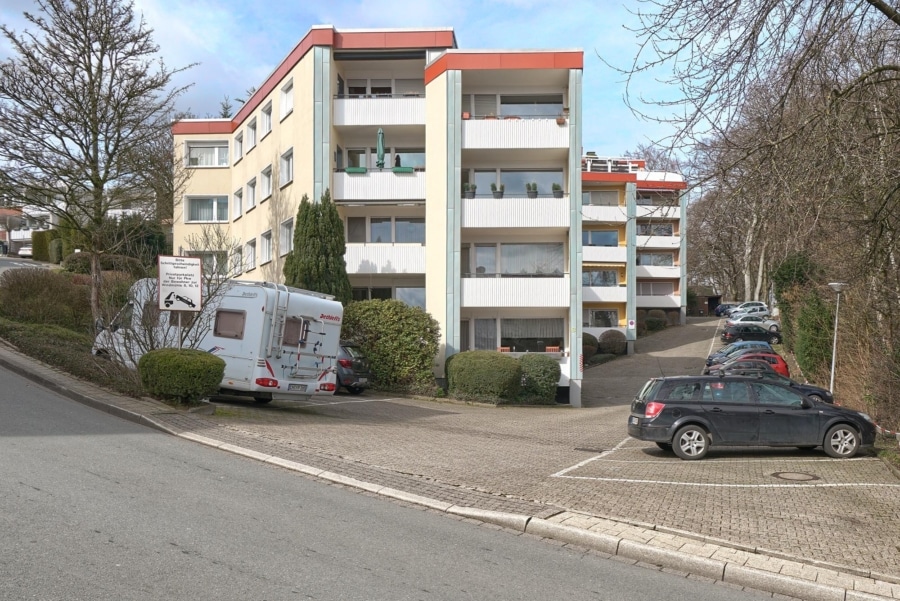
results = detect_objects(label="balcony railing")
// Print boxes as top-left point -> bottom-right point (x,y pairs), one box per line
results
344,243 -> 426,274
635,265 -> 680,278
582,155 -> 642,173
333,94 -> 425,126
583,245 -> 626,263
636,294 -> 681,308
461,195 -> 568,228
636,235 -> 681,249
582,205 -> 627,223
462,117 -> 569,149
333,168 -> 426,201
461,274 -> 570,307
583,285 -> 627,303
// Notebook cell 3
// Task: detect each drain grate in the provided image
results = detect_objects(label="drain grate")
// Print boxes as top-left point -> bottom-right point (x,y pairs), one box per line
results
771,471 -> 821,482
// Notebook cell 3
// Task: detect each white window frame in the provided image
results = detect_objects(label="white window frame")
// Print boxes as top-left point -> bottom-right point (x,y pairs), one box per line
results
185,141 -> 228,167
261,165 -> 272,200
280,79 -> 294,119
247,118 -> 257,150
246,178 -> 257,210
261,102 -> 272,137
185,196 -> 229,223
280,148 -> 293,186
231,247 -> 243,275
233,188 -> 243,219
245,239 -> 257,271
260,230 -> 272,264
280,219 -> 293,256
234,133 -> 243,161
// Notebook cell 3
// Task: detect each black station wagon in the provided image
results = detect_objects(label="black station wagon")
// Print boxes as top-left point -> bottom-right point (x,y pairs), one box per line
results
627,375 -> 875,460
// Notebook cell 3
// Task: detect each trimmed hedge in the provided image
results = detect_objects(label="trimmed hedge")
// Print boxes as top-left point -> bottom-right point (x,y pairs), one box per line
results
138,348 -> 225,404
583,332 -> 598,359
519,353 -> 561,404
447,350 -> 521,404
61,252 -> 148,278
32,229 -> 60,262
0,268 -> 92,332
598,329 -> 627,355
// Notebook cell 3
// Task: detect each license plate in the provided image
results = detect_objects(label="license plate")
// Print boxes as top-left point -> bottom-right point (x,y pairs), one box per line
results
629,416 -> 639,425
288,384 -> 307,392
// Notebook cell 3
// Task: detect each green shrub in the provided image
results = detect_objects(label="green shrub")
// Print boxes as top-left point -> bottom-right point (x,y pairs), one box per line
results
583,332 -> 598,358
648,309 -> 668,321
645,317 -> 667,332
447,350 -> 521,404
32,229 -> 59,262
138,348 -> 225,404
341,299 -> 441,394
48,238 -> 64,264
0,268 -> 92,332
597,329 -> 627,355
61,252 -> 148,278
518,353 -> 561,404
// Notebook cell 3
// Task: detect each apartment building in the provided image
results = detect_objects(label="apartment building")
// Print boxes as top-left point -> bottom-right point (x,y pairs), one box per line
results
171,25 -> 686,407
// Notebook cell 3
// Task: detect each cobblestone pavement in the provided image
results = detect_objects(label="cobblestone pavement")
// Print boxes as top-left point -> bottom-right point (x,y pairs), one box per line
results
3,319 -> 900,600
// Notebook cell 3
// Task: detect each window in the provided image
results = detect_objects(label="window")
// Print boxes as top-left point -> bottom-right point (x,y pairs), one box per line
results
261,102 -> 272,137
280,80 -> 293,118
474,244 -> 496,276
583,230 -> 618,247
245,239 -> 256,271
260,230 -> 272,264
280,219 -> 293,255
702,381 -> 750,404
351,287 -> 392,301
393,148 -> 425,169
583,269 -> 618,286
233,188 -> 243,219
370,79 -> 392,95
500,243 -> 564,276
186,196 -> 228,222
261,165 -> 272,199
247,118 -> 257,150
500,318 -> 564,353
234,133 -> 243,161
586,309 -> 618,328
396,287 -> 425,309
231,247 -> 242,275
395,218 -> 425,243
347,148 -> 366,168
370,217 -> 391,243
474,318 -> 497,350
214,310 -> 245,339
395,79 -> 425,95
497,170 -> 563,196
637,253 -> 674,266
638,223 -> 674,236
499,94 -> 563,118
280,148 -> 293,185
187,250 -> 228,277
283,318 -> 310,346
246,178 -> 256,210
637,281 -> 675,295
186,141 -> 228,167
348,79 -> 367,96
582,191 -> 619,206
347,217 -> 366,243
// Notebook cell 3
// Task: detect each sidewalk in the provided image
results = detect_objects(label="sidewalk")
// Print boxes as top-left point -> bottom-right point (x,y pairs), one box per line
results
1,332 -> 898,601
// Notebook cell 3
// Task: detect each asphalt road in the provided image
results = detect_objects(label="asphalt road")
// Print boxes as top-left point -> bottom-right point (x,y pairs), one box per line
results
0,364 -> 770,601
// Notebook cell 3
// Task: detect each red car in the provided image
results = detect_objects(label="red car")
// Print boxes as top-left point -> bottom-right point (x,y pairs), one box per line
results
729,352 -> 790,377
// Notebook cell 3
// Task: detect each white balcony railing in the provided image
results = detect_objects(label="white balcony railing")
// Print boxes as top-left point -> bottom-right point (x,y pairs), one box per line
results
583,286 -> 627,303
635,265 -> 681,278
636,235 -> 681,249
332,169 -> 425,201
636,205 -> 680,219
462,117 -> 569,149
461,275 -> 570,307
583,245 -> 626,263
344,243 -> 426,274
333,96 -> 425,126
636,294 -> 682,308
582,205 -> 627,223
461,196 -> 568,228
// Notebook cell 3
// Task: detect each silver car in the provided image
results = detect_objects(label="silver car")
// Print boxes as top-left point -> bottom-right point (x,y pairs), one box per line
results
725,313 -> 780,332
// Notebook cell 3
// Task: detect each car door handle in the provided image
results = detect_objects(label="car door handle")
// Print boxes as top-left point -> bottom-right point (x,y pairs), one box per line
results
710,407 -> 723,412
764,410 -> 776,414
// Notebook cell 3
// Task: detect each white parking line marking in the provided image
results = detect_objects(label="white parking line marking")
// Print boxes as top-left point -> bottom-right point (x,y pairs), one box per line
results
590,457 -> 879,464
552,436 -> 631,477
553,475 -> 900,488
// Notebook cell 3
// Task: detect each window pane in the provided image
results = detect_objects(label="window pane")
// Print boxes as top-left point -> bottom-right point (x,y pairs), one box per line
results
474,318 -> 496,350
583,230 -> 618,247
347,217 -> 366,243
500,243 -> 563,276
370,287 -> 391,300
499,94 -> 563,118
214,310 -> 245,339
473,170 -> 495,193
348,149 -> 366,168
583,269 -> 617,286
588,310 -> 618,328
396,287 -> 425,308
500,318 -> 564,352
500,170 -> 563,196
474,245 -> 495,276
370,218 -> 392,243
395,218 -> 424,243
394,148 -> 425,168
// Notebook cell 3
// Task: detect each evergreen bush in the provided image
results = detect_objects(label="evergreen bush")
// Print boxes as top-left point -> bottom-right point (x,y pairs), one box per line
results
583,332 -> 598,358
597,329 -> 627,354
446,350 -> 521,404
518,353 -> 561,404
0,268 -> 92,332
138,348 -> 225,405
48,238 -> 64,264
62,252 -> 147,277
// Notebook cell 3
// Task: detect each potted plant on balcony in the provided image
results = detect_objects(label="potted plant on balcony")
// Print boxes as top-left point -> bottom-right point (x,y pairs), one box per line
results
556,113 -> 567,125
491,183 -> 504,199
463,183 -> 477,199
552,183 -> 564,198
526,182 -> 538,199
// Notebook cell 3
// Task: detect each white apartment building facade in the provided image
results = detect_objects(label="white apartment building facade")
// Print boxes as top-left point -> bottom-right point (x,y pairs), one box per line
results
172,25 -> 686,407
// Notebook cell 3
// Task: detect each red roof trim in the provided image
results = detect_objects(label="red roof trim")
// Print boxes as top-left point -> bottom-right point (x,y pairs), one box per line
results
582,172 -> 637,184
637,180 -> 688,190
425,51 -> 583,85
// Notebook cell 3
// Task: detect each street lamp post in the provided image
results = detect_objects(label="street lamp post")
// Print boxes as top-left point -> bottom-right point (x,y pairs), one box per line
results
828,282 -> 848,393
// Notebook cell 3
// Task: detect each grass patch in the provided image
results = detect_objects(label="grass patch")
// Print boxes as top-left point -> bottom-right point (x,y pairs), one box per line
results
875,434 -> 900,472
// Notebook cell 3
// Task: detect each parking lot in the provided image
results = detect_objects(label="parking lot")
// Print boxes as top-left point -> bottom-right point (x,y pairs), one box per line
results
208,316 -> 900,576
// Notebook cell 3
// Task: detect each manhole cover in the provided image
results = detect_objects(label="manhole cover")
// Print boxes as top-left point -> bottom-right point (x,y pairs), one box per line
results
771,471 -> 821,482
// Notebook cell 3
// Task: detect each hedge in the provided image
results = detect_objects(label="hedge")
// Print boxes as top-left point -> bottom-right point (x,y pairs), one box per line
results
138,348 -> 225,404
447,350 -> 521,404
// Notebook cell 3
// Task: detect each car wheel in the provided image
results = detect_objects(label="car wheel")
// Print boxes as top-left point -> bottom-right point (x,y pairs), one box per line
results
346,386 -> 364,395
807,394 -> 824,403
768,334 -> 781,345
734,337 -> 744,342
823,424 -> 860,458
655,442 -> 673,452
672,425 -> 710,460
769,325 -> 779,332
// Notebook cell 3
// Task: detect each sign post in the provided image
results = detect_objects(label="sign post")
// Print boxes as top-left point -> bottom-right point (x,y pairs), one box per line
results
158,256 -> 203,348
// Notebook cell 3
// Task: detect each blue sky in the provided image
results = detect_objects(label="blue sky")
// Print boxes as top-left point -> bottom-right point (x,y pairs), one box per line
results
1,0 -> 677,156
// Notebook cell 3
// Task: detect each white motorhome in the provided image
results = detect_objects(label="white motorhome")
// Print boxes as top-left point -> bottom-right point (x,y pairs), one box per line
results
93,278 -> 344,403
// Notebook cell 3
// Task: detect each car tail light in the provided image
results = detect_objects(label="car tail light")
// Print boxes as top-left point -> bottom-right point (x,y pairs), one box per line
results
338,358 -> 353,368
255,378 -> 279,388
645,402 -> 666,419
319,382 -> 336,392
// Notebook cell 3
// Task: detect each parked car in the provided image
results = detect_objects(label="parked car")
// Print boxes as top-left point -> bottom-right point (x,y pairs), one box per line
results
721,324 -> 782,345
725,314 -> 780,332
626,375 -> 875,460
336,342 -> 373,395
725,301 -> 768,316
714,303 -> 737,317
702,358 -> 776,375
709,368 -> 834,404
17,245 -> 33,258
722,352 -> 790,377
727,306 -> 771,320
706,340 -> 773,366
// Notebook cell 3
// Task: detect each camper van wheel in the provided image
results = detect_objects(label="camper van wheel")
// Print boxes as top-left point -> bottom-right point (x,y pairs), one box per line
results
345,386 -> 363,395
253,396 -> 273,404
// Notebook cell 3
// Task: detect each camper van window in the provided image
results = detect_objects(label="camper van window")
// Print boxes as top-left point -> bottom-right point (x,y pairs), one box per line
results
282,318 -> 309,346
214,309 -> 245,339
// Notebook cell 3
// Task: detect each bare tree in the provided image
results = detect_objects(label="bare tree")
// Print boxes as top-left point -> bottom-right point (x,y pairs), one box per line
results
0,0 -> 193,321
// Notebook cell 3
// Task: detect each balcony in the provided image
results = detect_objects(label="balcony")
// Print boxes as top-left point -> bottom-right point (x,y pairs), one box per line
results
461,275 -> 570,308
461,196 -> 568,229
333,169 -> 425,201
636,294 -> 681,309
583,286 -> 627,303
333,95 -> 425,127
462,117 -> 569,150
583,245 -> 626,263
635,265 -> 680,278
582,156 -> 642,173
344,243 -> 425,274
636,205 -> 680,219
582,205 -> 626,223
636,235 -> 681,249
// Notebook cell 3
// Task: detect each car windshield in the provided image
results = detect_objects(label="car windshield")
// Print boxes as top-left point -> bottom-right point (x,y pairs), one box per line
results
342,345 -> 365,358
